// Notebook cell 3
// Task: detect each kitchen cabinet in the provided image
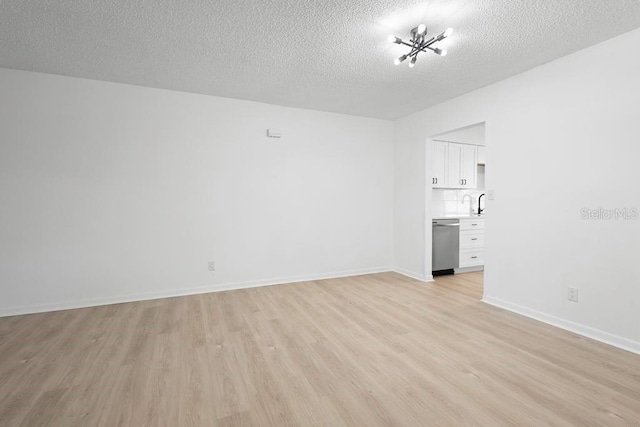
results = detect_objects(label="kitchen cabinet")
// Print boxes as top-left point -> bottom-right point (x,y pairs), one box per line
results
459,218 -> 484,268
459,143 -> 477,188
431,140 -> 448,188
446,143 -> 477,189
431,141 -> 478,189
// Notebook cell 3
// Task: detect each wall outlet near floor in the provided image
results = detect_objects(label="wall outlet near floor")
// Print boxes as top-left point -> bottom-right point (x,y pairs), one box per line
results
568,287 -> 579,302
208,261 -> 216,271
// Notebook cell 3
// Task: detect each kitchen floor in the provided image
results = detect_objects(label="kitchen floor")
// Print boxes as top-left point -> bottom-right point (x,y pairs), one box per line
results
1,272 -> 639,425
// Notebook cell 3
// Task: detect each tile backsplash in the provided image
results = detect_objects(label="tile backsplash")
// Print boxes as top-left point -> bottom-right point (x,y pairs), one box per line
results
432,166 -> 486,217
432,189 -> 486,217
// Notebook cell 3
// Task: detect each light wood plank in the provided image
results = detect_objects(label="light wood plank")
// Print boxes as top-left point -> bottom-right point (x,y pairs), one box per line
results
1,272 -> 639,426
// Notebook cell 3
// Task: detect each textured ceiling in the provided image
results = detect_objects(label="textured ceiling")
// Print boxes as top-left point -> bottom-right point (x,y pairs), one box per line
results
1,0 -> 640,119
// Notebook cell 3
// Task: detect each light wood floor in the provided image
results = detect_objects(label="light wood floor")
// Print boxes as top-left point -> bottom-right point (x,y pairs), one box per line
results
1,272 -> 639,426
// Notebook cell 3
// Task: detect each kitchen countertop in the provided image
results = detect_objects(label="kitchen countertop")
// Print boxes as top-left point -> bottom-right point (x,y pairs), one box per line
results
433,214 -> 486,220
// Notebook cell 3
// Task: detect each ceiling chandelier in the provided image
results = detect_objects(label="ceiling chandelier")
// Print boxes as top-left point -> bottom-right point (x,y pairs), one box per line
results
388,24 -> 453,67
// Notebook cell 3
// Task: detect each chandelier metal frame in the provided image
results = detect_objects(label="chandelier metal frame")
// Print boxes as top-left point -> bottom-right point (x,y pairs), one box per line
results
388,24 -> 453,67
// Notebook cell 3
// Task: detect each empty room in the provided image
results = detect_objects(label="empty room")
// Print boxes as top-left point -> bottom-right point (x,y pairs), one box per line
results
1,0 -> 640,425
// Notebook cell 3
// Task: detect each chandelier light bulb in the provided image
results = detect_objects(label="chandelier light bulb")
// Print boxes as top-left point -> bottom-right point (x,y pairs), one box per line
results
409,56 -> 417,67
394,54 -> 408,65
434,48 -> 448,56
388,34 -> 398,43
444,27 -> 454,37
417,24 -> 426,35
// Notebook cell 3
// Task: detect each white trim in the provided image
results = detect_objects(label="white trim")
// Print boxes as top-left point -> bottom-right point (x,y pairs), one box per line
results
393,267 -> 434,282
430,121 -> 486,140
0,266 -> 392,318
454,266 -> 484,274
482,296 -> 640,356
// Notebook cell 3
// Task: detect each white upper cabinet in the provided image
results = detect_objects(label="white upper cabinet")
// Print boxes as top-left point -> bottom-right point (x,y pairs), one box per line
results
431,140 -> 448,188
445,143 -> 477,189
446,143 -> 462,188
431,141 -> 478,189
459,144 -> 477,188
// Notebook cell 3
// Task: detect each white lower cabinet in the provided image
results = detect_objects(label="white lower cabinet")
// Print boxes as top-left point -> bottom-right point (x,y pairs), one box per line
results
460,231 -> 484,248
459,250 -> 484,267
459,218 -> 485,268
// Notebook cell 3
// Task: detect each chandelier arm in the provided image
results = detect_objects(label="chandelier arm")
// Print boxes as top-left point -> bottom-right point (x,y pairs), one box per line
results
411,39 -> 420,53
413,45 -> 436,55
407,45 -> 424,57
422,37 -> 439,48
405,44 -> 438,58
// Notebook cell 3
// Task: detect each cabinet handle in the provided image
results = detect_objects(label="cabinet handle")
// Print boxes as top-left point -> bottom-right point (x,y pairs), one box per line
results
471,223 -> 478,226
471,256 -> 478,259
471,238 -> 478,241
435,178 -> 438,184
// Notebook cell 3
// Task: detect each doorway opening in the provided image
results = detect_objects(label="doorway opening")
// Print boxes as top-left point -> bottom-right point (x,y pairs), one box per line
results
426,122 -> 487,298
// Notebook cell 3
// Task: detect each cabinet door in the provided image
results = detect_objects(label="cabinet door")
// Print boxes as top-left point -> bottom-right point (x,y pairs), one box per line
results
459,144 -> 477,188
446,143 -> 463,188
459,249 -> 484,267
432,141 -> 448,188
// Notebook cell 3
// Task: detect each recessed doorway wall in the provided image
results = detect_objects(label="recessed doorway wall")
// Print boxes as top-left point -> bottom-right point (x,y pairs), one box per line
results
427,122 -> 487,296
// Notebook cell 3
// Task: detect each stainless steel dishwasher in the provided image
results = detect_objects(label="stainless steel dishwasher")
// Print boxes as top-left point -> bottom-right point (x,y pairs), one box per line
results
432,219 -> 459,275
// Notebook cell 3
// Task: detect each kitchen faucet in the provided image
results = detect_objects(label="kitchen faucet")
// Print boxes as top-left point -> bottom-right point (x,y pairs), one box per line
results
478,193 -> 485,215
461,194 -> 474,216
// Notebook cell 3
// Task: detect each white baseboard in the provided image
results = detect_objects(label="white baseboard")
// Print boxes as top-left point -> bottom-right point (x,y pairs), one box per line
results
0,266 -> 393,318
392,267 -> 434,282
454,266 -> 484,274
482,296 -> 640,356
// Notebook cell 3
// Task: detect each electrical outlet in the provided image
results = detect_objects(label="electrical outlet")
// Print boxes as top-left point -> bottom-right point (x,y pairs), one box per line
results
208,261 -> 215,271
568,287 -> 578,302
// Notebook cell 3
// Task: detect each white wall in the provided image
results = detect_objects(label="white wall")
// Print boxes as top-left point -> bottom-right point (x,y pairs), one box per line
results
394,28 -> 640,352
0,68 -> 394,315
